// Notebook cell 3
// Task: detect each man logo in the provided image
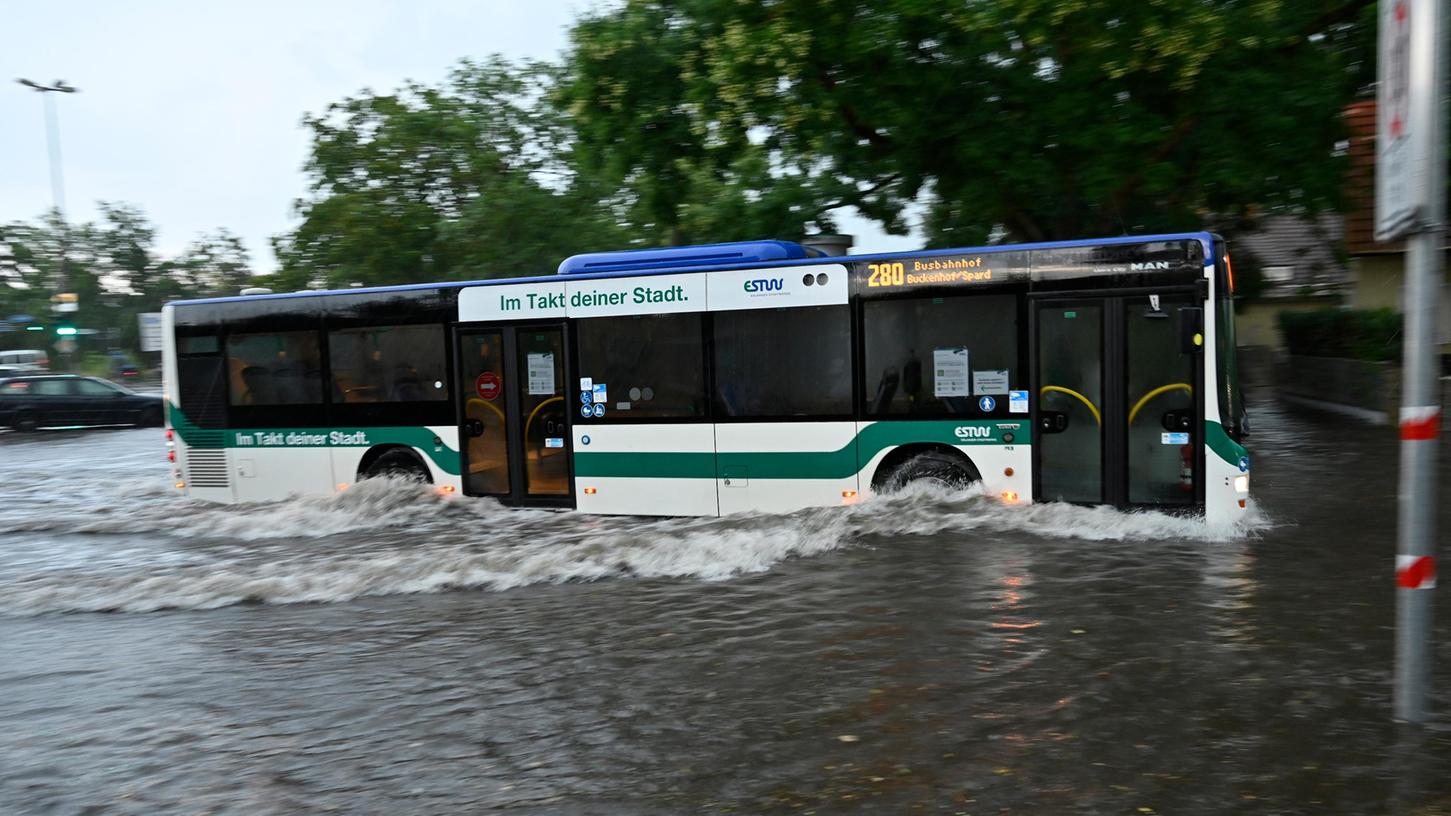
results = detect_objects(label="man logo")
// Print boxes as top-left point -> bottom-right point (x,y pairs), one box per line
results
1130,261 -> 1171,271
743,278 -> 784,293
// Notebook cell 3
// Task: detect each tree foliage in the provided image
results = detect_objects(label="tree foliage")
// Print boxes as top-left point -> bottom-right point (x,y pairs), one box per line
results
560,0 -> 1376,245
0,205 -> 253,353
274,58 -> 625,289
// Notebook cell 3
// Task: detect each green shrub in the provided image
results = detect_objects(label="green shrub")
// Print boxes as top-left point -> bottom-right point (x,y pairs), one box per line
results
1278,308 -> 1402,362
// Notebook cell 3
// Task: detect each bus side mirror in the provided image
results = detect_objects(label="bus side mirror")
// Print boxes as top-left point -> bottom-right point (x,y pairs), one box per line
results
1178,307 -> 1204,354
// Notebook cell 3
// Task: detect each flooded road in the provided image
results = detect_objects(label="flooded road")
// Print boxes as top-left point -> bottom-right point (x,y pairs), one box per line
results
2,392 -> 1449,814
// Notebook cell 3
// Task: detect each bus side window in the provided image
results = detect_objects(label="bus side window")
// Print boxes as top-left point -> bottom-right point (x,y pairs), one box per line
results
861,294 -> 1019,417
575,314 -> 706,420
226,331 -> 324,406
711,306 -> 851,418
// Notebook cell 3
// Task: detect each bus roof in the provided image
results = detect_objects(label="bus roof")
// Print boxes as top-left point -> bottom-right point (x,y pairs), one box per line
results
168,231 -> 1216,307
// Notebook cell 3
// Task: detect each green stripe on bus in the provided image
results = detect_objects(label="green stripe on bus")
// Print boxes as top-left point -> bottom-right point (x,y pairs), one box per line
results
168,404 -> 463,476
1205,420 -> 1246,468
573,420 -> 1031,480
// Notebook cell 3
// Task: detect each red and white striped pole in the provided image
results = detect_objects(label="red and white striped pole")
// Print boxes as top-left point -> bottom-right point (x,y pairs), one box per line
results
1384,0 -> 1446,725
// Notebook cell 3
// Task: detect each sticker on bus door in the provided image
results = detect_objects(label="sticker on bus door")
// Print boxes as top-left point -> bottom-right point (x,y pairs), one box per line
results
476,371 -> 501,400
527,353 -> 555,395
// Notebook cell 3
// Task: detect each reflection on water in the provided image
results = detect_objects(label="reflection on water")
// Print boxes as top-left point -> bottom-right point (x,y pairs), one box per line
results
0,394 -> 1449,814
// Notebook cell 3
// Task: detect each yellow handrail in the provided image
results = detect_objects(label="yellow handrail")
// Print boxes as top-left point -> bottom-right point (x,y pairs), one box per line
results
1039,385 -> 1102,426
524,395 -> 564,444
465,397 -> 507,425
1128,383 -> 1193,425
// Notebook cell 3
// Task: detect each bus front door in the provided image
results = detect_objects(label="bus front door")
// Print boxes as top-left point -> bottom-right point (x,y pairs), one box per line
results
456,325 -> 574,508
1033,293 -> 1202,510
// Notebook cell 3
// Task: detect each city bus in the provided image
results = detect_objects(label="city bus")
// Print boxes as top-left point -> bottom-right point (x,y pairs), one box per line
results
161,232 -> 1250,523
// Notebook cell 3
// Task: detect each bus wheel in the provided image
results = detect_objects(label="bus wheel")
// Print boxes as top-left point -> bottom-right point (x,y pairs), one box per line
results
362,448 -> 433,484
11,411 -> 38,433
874,450 -> 978,493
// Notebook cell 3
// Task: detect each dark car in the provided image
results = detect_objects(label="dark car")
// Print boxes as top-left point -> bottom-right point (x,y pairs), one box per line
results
0,375 -> 163,432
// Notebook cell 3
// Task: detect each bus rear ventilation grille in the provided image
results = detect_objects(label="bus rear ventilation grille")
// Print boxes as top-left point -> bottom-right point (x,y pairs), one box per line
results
186,448 -> 230,488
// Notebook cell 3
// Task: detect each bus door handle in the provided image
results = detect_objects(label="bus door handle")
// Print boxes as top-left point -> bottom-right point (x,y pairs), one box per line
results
1161,410 -> 1193,433
464,418 -> 485,438
1039,411 -> 1069,434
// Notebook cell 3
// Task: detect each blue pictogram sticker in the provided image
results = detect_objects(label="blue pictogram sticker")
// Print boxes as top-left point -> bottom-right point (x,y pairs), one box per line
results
1239,455 -> 1249,472
580,391 -> 592,404
978,395 -> 996,412
592,403 -> 606,418
581,435 -> 591,446
580,405 -> 592,418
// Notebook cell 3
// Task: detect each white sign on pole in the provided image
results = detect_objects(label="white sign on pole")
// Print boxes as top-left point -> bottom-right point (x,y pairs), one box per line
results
1375,0 -> 1431,242
138,312 -> 164,352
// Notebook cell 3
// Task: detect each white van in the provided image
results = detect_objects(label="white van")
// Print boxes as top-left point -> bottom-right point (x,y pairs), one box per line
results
0,350 -> 50,370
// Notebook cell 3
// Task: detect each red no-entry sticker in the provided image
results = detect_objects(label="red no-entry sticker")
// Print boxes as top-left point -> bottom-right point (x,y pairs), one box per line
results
475,371 -> 501,401
1397,555 -> 1437,589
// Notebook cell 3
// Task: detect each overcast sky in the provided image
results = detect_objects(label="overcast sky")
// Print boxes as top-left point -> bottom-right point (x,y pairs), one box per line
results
1,1 -> 915,275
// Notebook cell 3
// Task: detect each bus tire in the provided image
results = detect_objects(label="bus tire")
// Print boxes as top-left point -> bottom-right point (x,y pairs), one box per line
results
11,411 -> 38,433
362,448 -> 433,484
873,449 -> 979,493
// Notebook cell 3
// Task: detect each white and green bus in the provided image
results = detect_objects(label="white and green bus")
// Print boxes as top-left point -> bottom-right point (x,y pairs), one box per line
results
162,232 -> 1250,522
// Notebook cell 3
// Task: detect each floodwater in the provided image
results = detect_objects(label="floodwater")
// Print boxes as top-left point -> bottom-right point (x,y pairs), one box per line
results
1,392 -> 1449,815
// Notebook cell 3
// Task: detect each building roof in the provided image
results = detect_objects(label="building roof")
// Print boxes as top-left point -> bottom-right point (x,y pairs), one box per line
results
1232,214 -> 1348,296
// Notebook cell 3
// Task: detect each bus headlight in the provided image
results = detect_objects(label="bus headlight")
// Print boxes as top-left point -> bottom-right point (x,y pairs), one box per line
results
1233,475 -> 1249,493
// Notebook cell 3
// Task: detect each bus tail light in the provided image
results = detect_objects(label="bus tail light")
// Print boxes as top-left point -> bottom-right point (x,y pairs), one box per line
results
167,450 -> 175,462
165,429 -> 174,442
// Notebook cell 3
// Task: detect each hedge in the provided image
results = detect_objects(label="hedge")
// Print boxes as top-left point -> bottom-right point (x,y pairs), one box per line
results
1277,308 -> 1402,362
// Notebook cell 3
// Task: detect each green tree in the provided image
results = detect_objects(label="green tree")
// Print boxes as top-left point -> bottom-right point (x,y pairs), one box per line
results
175,229 -> 253,299
0,205 -> 253,354
276,58 -> 626,290
561,0 -> 1376,246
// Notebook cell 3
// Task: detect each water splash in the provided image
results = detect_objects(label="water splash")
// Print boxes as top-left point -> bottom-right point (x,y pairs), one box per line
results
0,478 -> 1270,616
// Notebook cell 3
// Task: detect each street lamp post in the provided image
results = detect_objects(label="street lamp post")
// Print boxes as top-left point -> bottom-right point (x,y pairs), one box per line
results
17,79 -> 78,217
17,78 -> 80,370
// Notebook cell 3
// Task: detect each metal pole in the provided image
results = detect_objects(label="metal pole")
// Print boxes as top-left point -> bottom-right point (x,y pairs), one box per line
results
1393,0 -> 1447,725
41,90 -> 66,216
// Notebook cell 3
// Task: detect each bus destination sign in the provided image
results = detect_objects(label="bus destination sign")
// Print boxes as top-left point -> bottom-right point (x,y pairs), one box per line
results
850,240 -> 1203,293
851,252 -> 1029,292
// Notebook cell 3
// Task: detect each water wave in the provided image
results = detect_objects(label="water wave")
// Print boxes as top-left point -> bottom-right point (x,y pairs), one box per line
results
0,478 -> 1270,616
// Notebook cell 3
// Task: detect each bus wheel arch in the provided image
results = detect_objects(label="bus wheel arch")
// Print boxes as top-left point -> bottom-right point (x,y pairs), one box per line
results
358,445 -> 433,484
871,444 -> 981,493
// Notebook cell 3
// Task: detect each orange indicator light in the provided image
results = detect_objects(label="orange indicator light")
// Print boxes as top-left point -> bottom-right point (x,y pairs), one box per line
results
842,490 -> 858,498
1001,490 -> 1020,503
583,487 -> 598,494
174,481 -> 186,489
337,483 -> 349,492
438,484 -> 456,494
